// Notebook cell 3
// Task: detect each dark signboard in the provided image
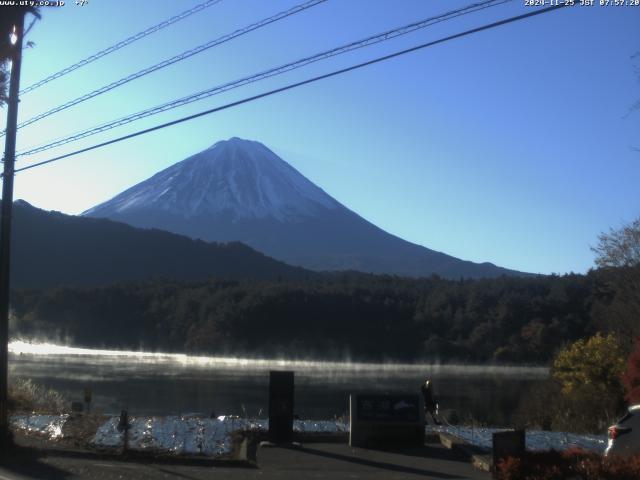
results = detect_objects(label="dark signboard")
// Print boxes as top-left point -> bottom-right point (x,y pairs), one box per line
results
268,370 -> 294,443
355,394 -> 420,422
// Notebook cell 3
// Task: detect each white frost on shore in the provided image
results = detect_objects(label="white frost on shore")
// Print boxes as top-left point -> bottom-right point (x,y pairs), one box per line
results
426,425 -> 607,453
294,419 -> 349,433
13,414 -> 605,458
11,414 -> 69,439
91,415 -> 348,457
229,418 -> 348,433
92,416 -> 232,456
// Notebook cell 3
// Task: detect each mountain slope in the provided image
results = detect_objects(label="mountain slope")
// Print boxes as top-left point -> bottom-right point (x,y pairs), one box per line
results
84,137 -> 525,279
8,200 -> 311,289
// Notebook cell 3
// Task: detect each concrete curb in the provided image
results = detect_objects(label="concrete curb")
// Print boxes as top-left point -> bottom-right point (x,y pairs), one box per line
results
232,436 -> 256,465
13,431 -> 258,468
294,432 -> 348,443
242,431 -> 348,464
436,432 -> 492,472
30,446 -> 258,468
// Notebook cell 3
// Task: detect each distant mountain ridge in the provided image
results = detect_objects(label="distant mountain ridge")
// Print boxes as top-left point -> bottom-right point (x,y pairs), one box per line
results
84,137 -> 527,279
8,200 -> 310,289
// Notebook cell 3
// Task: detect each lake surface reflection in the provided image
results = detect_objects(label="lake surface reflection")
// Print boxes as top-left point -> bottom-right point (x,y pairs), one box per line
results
9,341 -> 547,425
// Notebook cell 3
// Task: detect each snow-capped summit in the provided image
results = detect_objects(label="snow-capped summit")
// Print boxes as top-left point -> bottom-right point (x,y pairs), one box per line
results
84,137 -> 338,222
84,137 -> 525,279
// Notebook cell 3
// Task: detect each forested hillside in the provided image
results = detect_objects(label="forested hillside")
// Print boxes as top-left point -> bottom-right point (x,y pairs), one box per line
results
12,266 -> 637,363
7,200 -> 311,289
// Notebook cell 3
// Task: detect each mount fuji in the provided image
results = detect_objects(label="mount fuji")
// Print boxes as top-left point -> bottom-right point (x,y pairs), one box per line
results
83,137 -> 523,278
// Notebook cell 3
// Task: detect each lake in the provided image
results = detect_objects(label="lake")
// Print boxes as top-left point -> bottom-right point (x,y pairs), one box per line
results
9,341 -> 547,425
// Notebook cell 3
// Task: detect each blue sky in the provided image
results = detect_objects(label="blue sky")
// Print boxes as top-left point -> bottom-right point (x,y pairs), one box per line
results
2,0 -> 639,274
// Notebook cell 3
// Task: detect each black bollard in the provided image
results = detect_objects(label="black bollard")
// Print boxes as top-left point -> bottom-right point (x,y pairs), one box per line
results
84,387 -> 92,414
268,371 -> 294,444
118,410 -> 129,452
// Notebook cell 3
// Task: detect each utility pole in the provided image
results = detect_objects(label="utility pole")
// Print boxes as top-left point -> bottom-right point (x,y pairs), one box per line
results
0,10 -> 25,446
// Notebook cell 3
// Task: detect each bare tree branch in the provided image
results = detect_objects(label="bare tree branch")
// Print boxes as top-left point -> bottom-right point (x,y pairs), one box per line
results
592,217 -> 640,269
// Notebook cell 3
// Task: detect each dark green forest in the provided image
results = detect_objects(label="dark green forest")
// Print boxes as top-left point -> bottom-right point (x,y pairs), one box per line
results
10,265 -> 639,364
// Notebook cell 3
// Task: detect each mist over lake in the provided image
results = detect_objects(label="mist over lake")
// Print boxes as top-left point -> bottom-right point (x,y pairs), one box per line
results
9,341 -> 547,425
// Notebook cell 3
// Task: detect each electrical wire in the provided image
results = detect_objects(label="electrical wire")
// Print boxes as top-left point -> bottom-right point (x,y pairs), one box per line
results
19,0 -> 225,95
5,0 -> 326,137
12,3 -> 572,175
17,0 -> 510,158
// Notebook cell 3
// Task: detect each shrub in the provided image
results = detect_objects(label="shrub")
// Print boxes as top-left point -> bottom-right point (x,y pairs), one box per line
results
496,450 -> 640,480
551,333 -> 626,431
621,336 -> 640,404
8,378 -> 67,414
496,451 -> 568,480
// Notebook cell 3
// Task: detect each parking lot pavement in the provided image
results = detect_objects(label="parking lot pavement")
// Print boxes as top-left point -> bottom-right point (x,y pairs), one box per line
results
255,442 -> 489,479
0,441 -> 489,479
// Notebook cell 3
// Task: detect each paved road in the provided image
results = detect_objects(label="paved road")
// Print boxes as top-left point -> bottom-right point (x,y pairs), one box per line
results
0,442 -> 489,479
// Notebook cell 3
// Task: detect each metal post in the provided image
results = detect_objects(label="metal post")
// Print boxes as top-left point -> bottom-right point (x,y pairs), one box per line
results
118,410 -> 129,453
0,11 -> 25,445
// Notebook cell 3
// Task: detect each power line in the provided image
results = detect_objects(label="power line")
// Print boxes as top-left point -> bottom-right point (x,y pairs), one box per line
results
13,2 -> 572,175
6,0 -> 326,137
17,0 -> 510,158
19,0 -> 225,95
